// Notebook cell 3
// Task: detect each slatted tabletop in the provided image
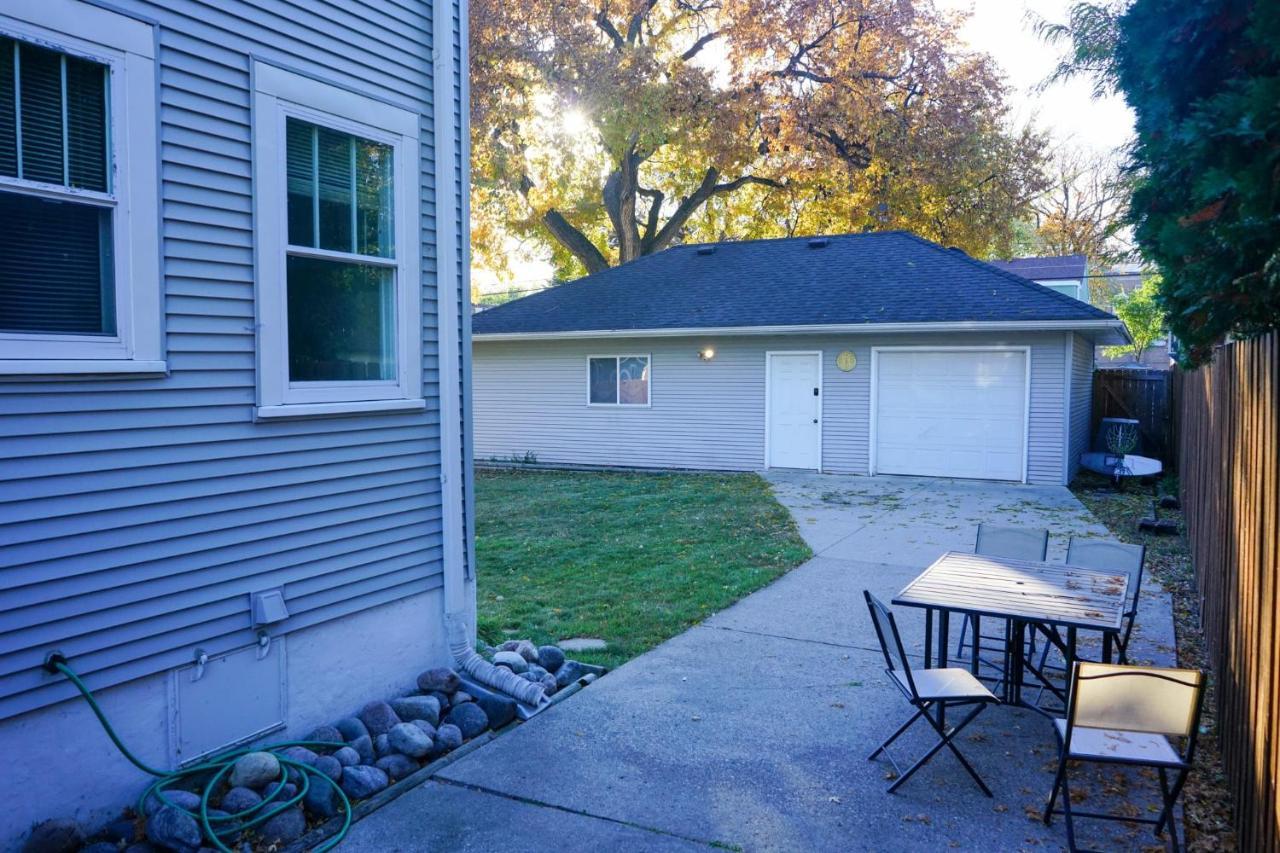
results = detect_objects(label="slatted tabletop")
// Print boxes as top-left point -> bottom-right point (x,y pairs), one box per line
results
893,551 -> 1128,632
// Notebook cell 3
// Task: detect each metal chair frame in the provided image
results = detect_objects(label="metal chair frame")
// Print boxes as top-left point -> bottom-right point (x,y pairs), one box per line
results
1033,538 -> 1147,696
956,524 -> 1049,677
864,590 -> 1000,797
1044,662 -> 1205,852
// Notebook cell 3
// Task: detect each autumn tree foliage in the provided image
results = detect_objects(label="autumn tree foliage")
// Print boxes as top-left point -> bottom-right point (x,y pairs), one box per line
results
471,0 -> 1049,279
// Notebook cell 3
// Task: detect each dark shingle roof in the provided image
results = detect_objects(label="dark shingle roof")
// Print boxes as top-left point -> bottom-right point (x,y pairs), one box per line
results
988,254 -> 1087,281
473,232 -> 1114,336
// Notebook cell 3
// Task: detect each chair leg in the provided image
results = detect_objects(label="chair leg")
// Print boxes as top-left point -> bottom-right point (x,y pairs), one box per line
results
888,703 -> 991,797
1058,762 -> 1079,852
956,615 -> 970,658
1042,748 -> 1069,826
1154,767 -> 1189,851
868,706 -> 926,760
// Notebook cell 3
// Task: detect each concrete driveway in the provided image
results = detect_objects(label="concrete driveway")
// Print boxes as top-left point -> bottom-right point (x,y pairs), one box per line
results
345,473 -> 1177,852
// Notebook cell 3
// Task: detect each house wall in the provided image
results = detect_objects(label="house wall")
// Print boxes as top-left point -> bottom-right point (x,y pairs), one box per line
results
474,331 -> 1072,485
0,0 -> 472,844
1068,333 -> 1095,480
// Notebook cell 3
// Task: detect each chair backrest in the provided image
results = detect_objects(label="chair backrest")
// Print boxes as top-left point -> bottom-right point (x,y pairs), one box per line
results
1066,538 -> 1146,612
1067,662 -> 1204,749
863,590 -> 917,698
975,523 -> 1049,562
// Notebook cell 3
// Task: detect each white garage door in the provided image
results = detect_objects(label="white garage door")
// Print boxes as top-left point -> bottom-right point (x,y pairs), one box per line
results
873,349 -> 1028,481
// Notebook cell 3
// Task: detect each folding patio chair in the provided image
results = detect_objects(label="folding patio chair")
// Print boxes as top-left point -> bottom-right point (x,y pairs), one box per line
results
864,590 -> 1000,796
1044,662 -> 1205,852
1064,538 -> 1146,664
956,524 -> 1049,665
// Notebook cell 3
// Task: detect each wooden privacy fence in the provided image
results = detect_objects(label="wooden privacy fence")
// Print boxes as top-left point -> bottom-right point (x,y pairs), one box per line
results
1093,368 -> 1174,462
1176,331 -> 1280,851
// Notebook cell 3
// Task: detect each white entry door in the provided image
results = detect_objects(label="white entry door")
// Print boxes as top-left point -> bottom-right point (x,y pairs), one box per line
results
873,349 -> 1028,481
766,352 -> 822,469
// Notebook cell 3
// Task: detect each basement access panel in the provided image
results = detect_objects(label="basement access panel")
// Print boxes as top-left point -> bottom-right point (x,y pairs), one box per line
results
167,640 -> 286,766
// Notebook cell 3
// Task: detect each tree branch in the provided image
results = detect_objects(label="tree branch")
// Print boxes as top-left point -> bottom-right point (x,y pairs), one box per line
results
680,31 -> 721,62
519,173 -> 610,274
596,7 -> 624,50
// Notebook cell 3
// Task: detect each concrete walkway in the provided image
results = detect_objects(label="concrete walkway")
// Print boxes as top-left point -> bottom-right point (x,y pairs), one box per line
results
345,473 -> 1177,852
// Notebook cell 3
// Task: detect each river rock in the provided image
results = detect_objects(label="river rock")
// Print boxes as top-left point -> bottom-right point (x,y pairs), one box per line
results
375,753 -> 419,782
308,724 -> 344,744
263,781 -> 297,803
492,651 -> 528,673
539,673 -> 558,695
427,690 -> 451,710
410,719 -> 438,739
350,733 -> 375,764
388,722 -> 433,758
435,723 -> 463,752
304,776 -> 341,819
219,787 -> 261,815
536,645 -> 566,673
229,751 -> 280,789
417,667 -> 460,693
259,806 -> 306,846
339,765 -> 389,800
313,754 -> 343,781
335,716 -> 370,743
144,789 -> 201,816
280,746 -> 318,767
443,701 -> 489,739
21,819 -> 84,853
556,660 -> 585,688
358,701 -> 401,737
146,806 -> 201,852
390,695 -> 441,727
456,676 -> 518,729
333,746 -> 360,767
82,844 -> 119,853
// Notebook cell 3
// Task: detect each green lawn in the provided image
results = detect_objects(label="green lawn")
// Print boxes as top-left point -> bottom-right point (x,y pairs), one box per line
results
474,468 -> 812,669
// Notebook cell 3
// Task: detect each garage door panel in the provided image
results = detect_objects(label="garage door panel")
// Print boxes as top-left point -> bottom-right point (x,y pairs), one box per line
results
873,350 -> 1027,482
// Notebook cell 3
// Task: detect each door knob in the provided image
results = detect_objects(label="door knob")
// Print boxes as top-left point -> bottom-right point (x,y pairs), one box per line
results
812,418 -> 818,424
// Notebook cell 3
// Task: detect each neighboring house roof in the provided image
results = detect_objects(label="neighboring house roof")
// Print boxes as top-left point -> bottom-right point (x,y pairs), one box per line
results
473,232 -> 1122,339
988,254 -> 1087,282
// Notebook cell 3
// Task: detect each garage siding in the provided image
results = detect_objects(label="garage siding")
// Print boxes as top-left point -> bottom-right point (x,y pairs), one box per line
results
1067,333 -> 1095,480
473,331 -> 1072,484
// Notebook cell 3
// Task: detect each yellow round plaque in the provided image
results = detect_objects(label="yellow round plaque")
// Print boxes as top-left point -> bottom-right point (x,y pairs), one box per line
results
836,351 -> 857,372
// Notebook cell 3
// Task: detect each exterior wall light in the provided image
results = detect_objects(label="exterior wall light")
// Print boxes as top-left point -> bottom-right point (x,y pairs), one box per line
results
698,347 -> 716,361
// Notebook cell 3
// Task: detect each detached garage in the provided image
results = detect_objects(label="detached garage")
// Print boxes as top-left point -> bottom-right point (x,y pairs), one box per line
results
471,232 -> 1128,485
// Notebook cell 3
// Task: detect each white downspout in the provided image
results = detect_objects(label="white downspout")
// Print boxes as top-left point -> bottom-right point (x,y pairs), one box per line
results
431,0 -> 545,707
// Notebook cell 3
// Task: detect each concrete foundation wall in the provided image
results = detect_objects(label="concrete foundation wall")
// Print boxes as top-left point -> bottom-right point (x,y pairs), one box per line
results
2,590 -> 459,848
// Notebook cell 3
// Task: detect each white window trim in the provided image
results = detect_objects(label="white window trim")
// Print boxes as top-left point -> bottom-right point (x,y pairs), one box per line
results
0,0 -> 161,376
252,62 -> 422,418
585,354 -> 651,407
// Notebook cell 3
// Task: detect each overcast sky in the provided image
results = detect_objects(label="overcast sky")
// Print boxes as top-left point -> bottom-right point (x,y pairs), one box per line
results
936,0 -> 1135,154
474,0 -> 1135,292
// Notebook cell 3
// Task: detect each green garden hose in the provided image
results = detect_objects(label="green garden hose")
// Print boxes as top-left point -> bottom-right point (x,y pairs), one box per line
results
51,659 -> 352,852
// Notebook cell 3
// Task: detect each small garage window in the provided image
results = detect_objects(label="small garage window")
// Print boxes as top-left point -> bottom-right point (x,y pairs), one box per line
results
588,355 -> 649,406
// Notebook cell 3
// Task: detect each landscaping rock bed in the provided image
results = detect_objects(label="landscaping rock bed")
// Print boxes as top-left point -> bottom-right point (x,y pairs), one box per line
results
24,642 -> 599,853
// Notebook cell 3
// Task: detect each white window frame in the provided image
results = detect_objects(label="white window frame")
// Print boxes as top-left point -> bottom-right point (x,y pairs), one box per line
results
586,354 -> 651,407
0,0 -> 161,376
1036,280 -> 1083,301
252,62 -> 423,419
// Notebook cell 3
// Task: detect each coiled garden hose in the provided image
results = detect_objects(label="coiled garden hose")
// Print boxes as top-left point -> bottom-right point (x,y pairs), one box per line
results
49,658 -> 351,852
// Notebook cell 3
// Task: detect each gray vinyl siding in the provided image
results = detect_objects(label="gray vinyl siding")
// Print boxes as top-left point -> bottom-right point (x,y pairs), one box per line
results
474,332 -> 1070,484
0,1 -> 461,719
1067,333 -> 1094,480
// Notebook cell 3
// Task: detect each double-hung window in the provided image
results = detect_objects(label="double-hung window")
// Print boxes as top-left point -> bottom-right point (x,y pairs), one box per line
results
253,63 -> 422,418
588,355 -> 650,406
0,2 -> 160,373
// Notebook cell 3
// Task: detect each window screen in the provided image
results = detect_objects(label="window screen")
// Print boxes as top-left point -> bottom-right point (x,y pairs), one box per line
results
588,356 -> 649,405
0,37 -> 113,337
284,118 -> 396,383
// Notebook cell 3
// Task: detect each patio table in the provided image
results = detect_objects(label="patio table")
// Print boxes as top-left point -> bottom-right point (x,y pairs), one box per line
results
892,551 -> 1129,712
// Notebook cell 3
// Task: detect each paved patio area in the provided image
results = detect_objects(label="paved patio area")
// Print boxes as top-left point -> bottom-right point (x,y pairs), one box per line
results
344,472 -> 1178,851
